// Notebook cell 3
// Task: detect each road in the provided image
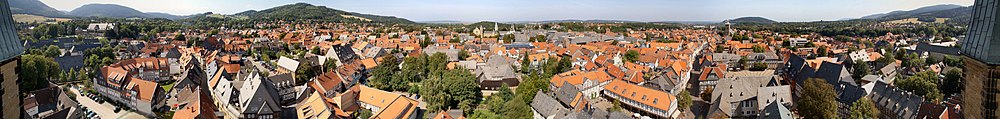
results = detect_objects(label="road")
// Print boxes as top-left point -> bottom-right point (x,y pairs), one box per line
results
67,85 -> 148,119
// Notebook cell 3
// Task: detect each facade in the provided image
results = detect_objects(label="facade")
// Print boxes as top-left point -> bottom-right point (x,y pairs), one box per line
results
602,80 -> 679,119
962,0 -> 1000,118
475,55 -> 521,90
94,58 -> 168,117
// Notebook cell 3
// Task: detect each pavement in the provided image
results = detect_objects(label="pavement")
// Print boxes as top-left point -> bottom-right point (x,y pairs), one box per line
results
67,85 -> 149,119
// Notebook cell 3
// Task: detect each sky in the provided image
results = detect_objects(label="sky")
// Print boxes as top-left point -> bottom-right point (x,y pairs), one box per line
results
40,0 -> 974,22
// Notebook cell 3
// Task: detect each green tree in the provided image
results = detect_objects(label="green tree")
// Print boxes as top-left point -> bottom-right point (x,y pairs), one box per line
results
623,50 -> 639,63
458,50 -> 469,60
678,90 -> 693,111
896,70 -> 943,102
20,54 -> 61,91
817,46 -> 828,57
353,109 -> 372,119
45,45 -> 61,57
941,68 -> 963,96
322,58 -> 337,72
369,55 -> 400,90
752,45 -> 766,53
501,97 -> 532,119
797,78 -> 839,119
750,62 -> 768,71
849,97 -> 878,119
520,51 -> 531,73
851,60 -> 869,81
421,36 -> 432,48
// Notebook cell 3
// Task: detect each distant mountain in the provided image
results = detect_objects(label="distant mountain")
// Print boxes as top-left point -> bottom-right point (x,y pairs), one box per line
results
527,19 -> 641,23
145,12 -> 184,19
67,4 -> 184,19
69,4 -> 150,18
233,3 -> 414,23
860,4 -> 964,19
418,20 -> 466,24
8,0 -> 69,18
728,17 -> 777,24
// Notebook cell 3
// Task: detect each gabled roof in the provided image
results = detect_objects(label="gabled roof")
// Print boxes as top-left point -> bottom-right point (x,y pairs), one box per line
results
603,80 -> 676,111
530,90 -> 568,118
277,56 -> 300,72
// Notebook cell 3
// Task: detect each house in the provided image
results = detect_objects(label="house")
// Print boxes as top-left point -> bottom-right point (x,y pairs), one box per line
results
22,86 -> 81,119
275,56 -> 300,75
553,83 -> 592,112
235,72 -> 283,119
757,101 -> 794,119
349,85 -> 420,119
603,80 -> 679,119
549,70 -> 613,98
326,43 -> 360,66
867,81 -> 923,119
171,87 -> 218,119
268,73 -> 297,105
94,58 -> 168,117
87,23 -> 115,31
475,55 -> 520,90
531,90 -> 571,119
707,74 -> 791,118
296,91 -> 349,119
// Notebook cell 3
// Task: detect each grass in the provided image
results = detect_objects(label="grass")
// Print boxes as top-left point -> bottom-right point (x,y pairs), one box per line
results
161,81 -> 175,91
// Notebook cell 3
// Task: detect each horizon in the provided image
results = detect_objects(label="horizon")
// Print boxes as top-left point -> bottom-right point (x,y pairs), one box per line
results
39,0 -> 973,22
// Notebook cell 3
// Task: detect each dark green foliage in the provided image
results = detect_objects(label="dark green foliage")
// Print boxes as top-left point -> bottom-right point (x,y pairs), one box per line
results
752,45 -> 766,53
941,68 -> 963,96
624,50 -> 639,63
420,68 -> 482,114
797,78 -> 839,119
896,70 -> 943,102
849,97 -> 879,119
749,62 -> 768,71
20,54 -> 60,91
678,90 -> 692,111
851,61 -> 870,80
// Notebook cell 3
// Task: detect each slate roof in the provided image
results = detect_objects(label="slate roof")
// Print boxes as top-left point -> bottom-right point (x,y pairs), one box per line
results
759,101 -> 793,119
869,81 -> 923,119
554,82 -> 582,106
530,90 -> 569,118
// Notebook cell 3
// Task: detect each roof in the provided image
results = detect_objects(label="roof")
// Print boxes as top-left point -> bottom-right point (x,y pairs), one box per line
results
353,85 -> 419,119
603,80 -> 677,111
530,90 -> 569,118
759,101 -> 793,119
0,1 -> 24,61
869,81 -> 923,118
128,78 -> 160,101
296,91 -> 335,119
277,56 -> 300,72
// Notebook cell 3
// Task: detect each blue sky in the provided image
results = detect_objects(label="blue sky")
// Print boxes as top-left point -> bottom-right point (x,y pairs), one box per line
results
41,0 -> 973,22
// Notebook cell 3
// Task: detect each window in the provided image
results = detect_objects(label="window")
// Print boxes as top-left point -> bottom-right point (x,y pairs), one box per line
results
631,92 -> 636,97
642,95 -> 647,100
653,98 -> 658,104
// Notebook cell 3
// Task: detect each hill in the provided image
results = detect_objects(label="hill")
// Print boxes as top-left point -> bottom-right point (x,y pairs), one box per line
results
68,3 -> 183,19
728,17 -> 777,24
861,4 -> 963,19
233,3 -> 414,23
8,0 -> 69,18
69,4 -> 150,18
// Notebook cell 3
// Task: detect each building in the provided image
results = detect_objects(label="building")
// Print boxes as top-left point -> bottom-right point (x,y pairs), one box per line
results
349,85 -> 420,119
475,55 -> 520,90
295,91 -> 348,119
22,86 -> 82,119
602,80 -> 679,119
788,38 -> 809,46
171,87 -> 218,119
707,74 -> 791,118
0,0 -> 25,118
235,72 -> 282,119
87,23 -> 115,31
962,0 -> 1000,118
94,58 -> 168,117
868,81 -> 923,119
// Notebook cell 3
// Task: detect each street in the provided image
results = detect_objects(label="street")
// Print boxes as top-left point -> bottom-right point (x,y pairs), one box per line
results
67,85 -> 148,119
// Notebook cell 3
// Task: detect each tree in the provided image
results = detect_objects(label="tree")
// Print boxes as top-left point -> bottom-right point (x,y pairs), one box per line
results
738,56 -> 749,69
354,109 -> 372,119
310,47 -> 322,55
896,70 -> 943,102
45,45 -> 61,57
322,58 -> 337,72
752,45 -> 766,53
941,68 -> 962,96
849,97 -> 879,119
750,62 -> 768,71
851,60 -> 870,81
20,54 -> 61,91
501,97 -> 532,119
421,36 -> 432,48
817,46 -> 828,57
678,90 -> 693,111
458,50 -> 469,60
520,51 -> 531,73
716,45 -> 726,53
174,34 -> 186,41
369,55 -> 400,90
624,50 -> 639,63
421,68 -> 482,113
797,78 -> 839,119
